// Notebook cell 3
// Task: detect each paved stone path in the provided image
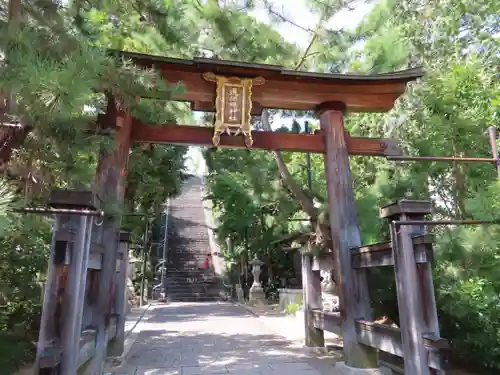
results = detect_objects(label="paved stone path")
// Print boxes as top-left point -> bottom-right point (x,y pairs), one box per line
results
111,302 -> 338,375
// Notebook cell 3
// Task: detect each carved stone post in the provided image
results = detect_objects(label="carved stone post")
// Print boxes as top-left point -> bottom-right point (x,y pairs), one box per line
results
127,250 -> 140,311
319,101 -> 379,371
302,249 -> 325,349
249,255 -> 266,304
314,254 -> 339,312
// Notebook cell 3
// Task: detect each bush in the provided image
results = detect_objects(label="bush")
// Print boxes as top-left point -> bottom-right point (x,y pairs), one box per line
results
285,302 -> 302,315
0,215 -> 51,373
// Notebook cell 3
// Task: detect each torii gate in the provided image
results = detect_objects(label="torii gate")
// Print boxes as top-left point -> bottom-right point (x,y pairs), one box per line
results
34,51 -> 492,375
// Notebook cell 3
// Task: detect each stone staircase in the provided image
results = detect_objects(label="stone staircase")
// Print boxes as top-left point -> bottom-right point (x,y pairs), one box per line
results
165,176 -> 222,302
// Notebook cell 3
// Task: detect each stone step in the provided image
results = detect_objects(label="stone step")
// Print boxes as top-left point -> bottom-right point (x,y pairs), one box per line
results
162,177 -> 223,301
165,277 -> 205,285
166,288 -> 218,294
165,267 -> 207,272
165,273 -> 220,280
167,296 -> 219,302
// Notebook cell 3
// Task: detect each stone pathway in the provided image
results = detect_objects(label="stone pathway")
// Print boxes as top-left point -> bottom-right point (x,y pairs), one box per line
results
111,302 -> 338,375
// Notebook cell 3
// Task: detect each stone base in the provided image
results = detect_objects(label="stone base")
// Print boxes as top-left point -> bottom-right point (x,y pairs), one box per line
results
249,287 -> 266,305
301,345 -> 327,355
334,362 -> 392,375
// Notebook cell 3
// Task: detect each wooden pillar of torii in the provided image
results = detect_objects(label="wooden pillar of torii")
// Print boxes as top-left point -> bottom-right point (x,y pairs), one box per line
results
89,96 -> 133,375
32,94 -> 133,375
319,102 -> 377,367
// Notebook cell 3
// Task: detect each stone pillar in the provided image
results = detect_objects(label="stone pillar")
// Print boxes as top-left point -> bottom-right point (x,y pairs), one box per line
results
314,255 -> 339,312
126,251 -> 140,309
320,269 -> 339,312
249,256 -> 266,304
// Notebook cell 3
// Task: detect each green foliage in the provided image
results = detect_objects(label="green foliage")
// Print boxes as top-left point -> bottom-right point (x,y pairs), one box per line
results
285,302 -> 302,315
0,205 -> 52,373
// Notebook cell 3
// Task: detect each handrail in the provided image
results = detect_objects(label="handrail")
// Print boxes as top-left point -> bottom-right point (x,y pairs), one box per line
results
160,198 -> 170,300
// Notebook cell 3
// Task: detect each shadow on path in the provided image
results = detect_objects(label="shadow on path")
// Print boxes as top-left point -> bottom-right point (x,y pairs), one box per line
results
116,302 -> 338,375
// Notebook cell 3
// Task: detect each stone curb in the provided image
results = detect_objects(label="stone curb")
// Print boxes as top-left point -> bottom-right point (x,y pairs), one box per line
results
233,301 -> 262,317
123,304 -> 153,355
104,303 -> 154,371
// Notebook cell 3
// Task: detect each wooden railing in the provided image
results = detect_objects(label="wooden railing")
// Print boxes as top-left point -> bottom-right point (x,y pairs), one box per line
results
301,200 -> 450,375
38,316 -> 118,370
310,310 -> 448,372
32,190 -> 132,375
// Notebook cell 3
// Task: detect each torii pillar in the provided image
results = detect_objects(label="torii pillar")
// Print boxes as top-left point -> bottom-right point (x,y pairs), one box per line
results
89,95 -> 133,375
319,101 -> 380,374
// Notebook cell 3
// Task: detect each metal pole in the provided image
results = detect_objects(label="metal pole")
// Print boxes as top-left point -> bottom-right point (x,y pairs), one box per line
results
17,207 -> 103,216
393,219 -> 500,226
387,155 -> 496,163
161,199 -> 170,301
139,218 -> 150,307
145,229 -> 151,303
487,126 -> 500,178
304,121 -> 313,191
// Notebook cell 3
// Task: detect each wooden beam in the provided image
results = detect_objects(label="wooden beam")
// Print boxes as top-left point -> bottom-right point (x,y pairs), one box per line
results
311,312 -> 448,372
311,309 -> 342,335
350,234 -> 434,269
49,189 -> 102,211
355,320 -> 448,371
130,121 -> 401,156
116,50 -> 423,113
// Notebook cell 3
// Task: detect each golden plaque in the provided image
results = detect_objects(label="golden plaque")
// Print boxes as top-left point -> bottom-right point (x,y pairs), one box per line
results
203,72 -> 265,147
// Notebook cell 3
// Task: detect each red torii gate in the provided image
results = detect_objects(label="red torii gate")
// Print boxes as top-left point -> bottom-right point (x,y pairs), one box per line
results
35,50 -> 459,375
112,52 -> 430,373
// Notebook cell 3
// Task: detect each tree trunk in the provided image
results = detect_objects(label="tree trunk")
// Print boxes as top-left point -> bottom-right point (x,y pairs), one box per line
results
260,110 -> 332,249
260,110 -> 319,219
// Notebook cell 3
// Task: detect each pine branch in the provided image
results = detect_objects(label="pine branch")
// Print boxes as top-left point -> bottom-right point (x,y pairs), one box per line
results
294,31 -> 318,70
264,6 -> 315,34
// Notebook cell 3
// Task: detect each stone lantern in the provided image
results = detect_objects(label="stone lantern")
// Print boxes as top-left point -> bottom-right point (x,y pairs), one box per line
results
249,255 -> 266,304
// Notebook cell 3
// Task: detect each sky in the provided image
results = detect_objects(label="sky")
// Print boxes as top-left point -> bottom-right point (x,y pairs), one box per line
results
184,1 -> 375,176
